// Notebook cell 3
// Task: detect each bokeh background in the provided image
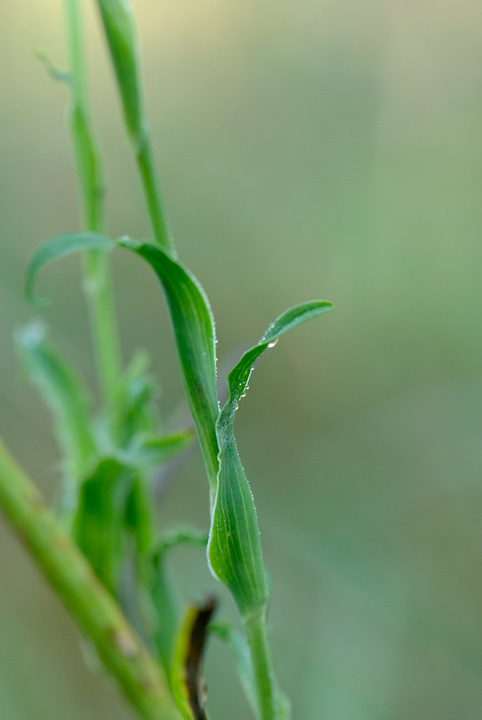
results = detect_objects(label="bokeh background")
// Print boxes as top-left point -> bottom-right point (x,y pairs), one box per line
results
2,0 -> 482,718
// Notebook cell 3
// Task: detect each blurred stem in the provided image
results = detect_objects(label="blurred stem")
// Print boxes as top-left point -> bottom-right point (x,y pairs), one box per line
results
244,609 -> 282,720
0,437 -> 181,720
136,129 -> 175,256
64,0 -> 121,408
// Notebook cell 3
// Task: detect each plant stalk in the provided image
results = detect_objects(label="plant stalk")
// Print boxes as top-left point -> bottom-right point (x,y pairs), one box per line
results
0,437 -> 181,720
136,129 -> 174,256
244,609 -> 282,720
64,0 -> 122,409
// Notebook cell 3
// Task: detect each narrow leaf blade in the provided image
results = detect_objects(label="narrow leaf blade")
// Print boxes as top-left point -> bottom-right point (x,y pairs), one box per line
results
208,301 -> 333,617
118,238 -> 220,494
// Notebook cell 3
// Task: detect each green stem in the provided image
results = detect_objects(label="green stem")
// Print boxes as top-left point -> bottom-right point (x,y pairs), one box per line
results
136,129 -> 175,256
64,0 -> 122,408
0,438 -> 181,720
244,609 -> 282,720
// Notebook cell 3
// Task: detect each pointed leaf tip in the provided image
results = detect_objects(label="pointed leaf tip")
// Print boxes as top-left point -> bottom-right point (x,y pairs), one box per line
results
208,298 -> 333,617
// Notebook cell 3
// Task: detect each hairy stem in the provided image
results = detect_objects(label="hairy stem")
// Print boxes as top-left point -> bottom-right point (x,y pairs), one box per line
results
0,437 -> 181,720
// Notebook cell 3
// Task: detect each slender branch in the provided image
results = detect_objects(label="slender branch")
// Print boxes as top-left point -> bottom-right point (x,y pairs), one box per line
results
0,437 -> 181,720
64,0 -> 122,408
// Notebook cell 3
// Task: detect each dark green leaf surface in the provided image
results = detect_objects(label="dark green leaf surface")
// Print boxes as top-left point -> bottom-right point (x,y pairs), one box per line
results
118,238 -> 220,495
16,324 -> 95,481
208,301 -> 333,617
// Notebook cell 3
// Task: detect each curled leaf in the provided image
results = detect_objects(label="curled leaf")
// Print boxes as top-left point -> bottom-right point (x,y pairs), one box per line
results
26,231 -> 115,305
26,233 -> 219,493
208,301 -> 333,618
117,238 -> 220,496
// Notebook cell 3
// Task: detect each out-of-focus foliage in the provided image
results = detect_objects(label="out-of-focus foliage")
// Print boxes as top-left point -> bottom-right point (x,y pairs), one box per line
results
1,1 -> 482,718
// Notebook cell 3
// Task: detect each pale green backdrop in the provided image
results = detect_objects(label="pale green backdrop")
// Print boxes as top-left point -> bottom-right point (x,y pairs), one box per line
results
1,1 -> 482,718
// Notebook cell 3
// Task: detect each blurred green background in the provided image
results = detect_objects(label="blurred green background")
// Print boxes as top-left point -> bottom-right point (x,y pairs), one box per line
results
2,0 -> 482,718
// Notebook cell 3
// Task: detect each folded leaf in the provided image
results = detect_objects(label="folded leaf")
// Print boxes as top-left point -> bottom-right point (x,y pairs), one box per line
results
208,301 -> 333,618
117,238 -> 220,496
26,233 -> 220,494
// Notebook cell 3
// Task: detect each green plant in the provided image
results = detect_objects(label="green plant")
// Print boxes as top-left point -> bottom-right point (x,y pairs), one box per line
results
0,1 -> 333,719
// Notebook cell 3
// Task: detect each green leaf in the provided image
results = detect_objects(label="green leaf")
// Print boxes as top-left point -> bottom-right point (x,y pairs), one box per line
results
26,233 -> 219,495
117,238 -> 220,496
95,0 -> 143,143
208,301 -> 333,618
26,231 -> 115,305
73,457 -> 135,593
16,323 -> 95,483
